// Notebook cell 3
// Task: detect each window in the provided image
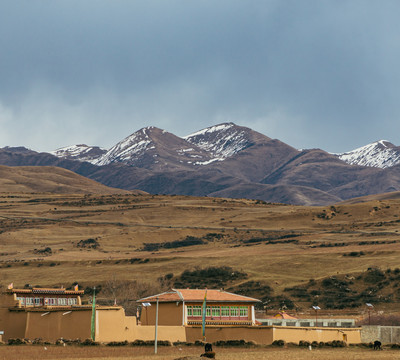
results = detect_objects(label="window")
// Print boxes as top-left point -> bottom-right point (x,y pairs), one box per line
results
221,306 -> 230,317
240,306 -> 248,317
26,297 -> 34,305
58,298 -> 67,306
206,306 -> 211,317
212,306 -> 220,317
192,305 -> 202,316
47,298 -> 57,305
35,298 -> 41,305
187,306 -> 193,316
230,306 -> 239,317
68,298 -> 77,305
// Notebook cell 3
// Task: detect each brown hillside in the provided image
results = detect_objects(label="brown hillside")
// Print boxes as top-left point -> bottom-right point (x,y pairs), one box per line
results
0,165 -> 139,194
1,192 -> 400,314
339,191 -> 400,204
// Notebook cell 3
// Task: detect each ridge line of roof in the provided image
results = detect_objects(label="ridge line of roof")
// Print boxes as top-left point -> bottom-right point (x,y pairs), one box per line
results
136,290 -> 177,302
218,290 -> 261,302
172,288 -> 184,301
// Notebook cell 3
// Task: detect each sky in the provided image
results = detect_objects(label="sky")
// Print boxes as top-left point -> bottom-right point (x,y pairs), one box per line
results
1,1 -> 400,153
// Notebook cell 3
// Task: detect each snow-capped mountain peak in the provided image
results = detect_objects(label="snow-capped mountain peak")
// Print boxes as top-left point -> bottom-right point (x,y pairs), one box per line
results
336,140 -> 400,168
93,127 -> 158,166
184,122 -> 270,160
92,126 -> 211,169
50,144 -> 107,164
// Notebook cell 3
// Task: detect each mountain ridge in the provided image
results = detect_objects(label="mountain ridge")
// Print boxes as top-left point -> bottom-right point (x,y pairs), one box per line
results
336,140 -> 400,169
2,124 -> 400,205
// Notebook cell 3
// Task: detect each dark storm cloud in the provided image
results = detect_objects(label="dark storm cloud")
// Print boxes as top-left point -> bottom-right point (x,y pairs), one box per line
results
1,1 -> 400,151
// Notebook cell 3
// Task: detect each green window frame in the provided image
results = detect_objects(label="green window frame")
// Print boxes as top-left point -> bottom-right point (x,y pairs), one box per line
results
230,306 -> 239,317
212,306 -> 220,317
240,306 -> 248,317
192,305 -> 202,316
221,306 -> 230,317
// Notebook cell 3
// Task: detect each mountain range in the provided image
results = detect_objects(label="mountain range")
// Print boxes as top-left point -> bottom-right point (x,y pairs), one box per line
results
2,123 -> 400,205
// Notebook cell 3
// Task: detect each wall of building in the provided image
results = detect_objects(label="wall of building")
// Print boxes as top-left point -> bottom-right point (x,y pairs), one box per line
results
0,292 -> 27,341
186,325 -> 273,344
96,307 -> 186,343
140,303 -> 183,326
361,325 -> 400,344
0,311 -> 28,341
186,325 -> 361,345
25,310 -> 92,342
273,326 -> 361,344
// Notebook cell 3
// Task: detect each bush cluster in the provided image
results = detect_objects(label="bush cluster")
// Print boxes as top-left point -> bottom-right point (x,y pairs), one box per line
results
214,340 -> 256,347
142,236 -> 206,252
299,340 -> 346,348
173,266 -> 248,289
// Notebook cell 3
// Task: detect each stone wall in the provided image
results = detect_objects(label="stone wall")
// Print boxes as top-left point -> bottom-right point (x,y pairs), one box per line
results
361,325 -> 400,344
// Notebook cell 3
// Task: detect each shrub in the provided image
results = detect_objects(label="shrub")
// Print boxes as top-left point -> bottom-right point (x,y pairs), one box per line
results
271,340 -> 285,347
214,340 -> 255,347
131,340 -> 171,346
8,338 -> 27,345
80,338 -> 99,346
76,238 -> 100,249
299,340 -> 311,347
106,341 -> 129,346
173,266 -> 247,288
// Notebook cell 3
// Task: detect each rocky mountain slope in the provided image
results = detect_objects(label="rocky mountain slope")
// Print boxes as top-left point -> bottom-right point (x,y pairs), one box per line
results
184,122 -> 271,161
50,144 -> 107,163
336,140 -> 400,169
2,124 -> 400,205
93,126 -> 212,171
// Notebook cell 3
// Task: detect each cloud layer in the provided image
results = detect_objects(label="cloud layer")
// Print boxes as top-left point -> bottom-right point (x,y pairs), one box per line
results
1,1 -> 400,152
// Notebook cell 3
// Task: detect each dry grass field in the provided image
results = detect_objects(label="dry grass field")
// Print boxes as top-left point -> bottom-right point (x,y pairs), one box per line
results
0,346 -> 399,360
1,192 -> 400,313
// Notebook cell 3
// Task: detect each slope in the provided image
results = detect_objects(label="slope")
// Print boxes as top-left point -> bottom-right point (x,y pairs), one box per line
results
0,165 -> 136,194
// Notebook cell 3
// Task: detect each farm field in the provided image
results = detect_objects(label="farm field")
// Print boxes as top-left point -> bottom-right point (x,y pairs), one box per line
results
0,346 -> 399,360
1,192 -> 400,313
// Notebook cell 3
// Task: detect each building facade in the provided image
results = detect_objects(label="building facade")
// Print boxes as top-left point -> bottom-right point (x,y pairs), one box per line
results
7,287 -> 83,307
137,288 -> 260,326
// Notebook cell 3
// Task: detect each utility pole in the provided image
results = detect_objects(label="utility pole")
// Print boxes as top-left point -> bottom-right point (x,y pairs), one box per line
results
312,306 -> 320,327
154,297 -> 159,354
366,303 -> 373,325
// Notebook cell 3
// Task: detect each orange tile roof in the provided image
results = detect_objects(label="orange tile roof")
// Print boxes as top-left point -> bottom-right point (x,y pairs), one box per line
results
272,311 -> 297,320
137,289 -> 261,303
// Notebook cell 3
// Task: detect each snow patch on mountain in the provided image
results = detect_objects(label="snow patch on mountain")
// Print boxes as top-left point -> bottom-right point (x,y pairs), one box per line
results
50,144 -> 106,164
184,122 -> 253,160
336,140 -> 400,168
94,127 -> 154,166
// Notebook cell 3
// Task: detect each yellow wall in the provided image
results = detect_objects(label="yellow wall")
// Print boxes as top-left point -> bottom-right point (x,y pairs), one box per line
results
0,292 -> 27,340
186,325 -> 361,345
0,311 -> 28,341
272,326 -> 361,344
25,310 -> 92,342
186,326 -> 273,344
140,303 -> 183,326
96,307 -> 186,343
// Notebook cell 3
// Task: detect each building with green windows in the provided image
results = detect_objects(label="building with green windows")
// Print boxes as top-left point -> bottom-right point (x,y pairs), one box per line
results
137,288 -> 260,326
